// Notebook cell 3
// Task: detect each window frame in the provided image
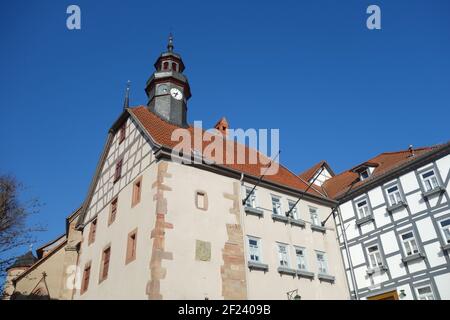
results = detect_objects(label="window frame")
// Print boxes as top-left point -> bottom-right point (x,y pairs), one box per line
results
355,198 -> 371,219
247,236 -> 262,263
400,230 -> 420,256
415,284 -> 436,300
99,245 -> 111,283
195,190 -> 208,211
244,187 -> 257,209
108,197 -> 118,226
114,159 -> 123,183
126,229 -> 138,265
366,244 -> 384,268
438,217 -> 450,245
309,206 -> 320,226
276,243 -> 290,268
386,184 -> 403,206
80,262 -> 91,295
119,122 -> 126,144
271,195 -> 282,216
315,250 -> 329,274
288,200 -> 299,219
295,246 -> 308,270
421,169 -> 439,192
131,176 -> 142,207
88,218 -> 97,245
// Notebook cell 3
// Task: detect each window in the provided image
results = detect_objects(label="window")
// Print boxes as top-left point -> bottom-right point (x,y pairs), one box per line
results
248,237 -> 261,263
271,196 -> 282,216
109,198 -> 118,226
288,200 -> 298,219
81,263 -> 91,294
421,169 -> 439,192
295,247 -> 307,270
387,185 -> 402,206
132,177 -> 142,207
100,247 -> 111,282
309,207 -> 320,226
126,229 -> 137,264
244,187 -> 256,208
360,169 -> 370,181
88,218 -> 97,245
277,243 -> 289,267
356,199 -> 371,219
367,245 -> 383,268
114,159 -> 123,183
401,231 -> 419,256
439,218 -> 450,244
195,191 -> 207,210
163,61 -> 169,70
416,285 -> 435,300
119,123 -> 126,144
316,251 -> 328,274
172,62 -> 178,71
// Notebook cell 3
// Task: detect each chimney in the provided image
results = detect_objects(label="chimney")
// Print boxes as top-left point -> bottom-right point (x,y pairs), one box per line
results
214,117 -> 229,137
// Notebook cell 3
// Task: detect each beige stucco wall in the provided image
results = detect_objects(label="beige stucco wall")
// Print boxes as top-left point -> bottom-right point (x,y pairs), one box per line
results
13,245 -> 66,299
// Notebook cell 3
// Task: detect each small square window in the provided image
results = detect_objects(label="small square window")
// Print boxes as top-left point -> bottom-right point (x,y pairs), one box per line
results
356,199 -> 371,219
244,187 -> 256,208
439,218 -> 450,244
195,191 -> 208,210
387,185 -> 403,206
360,169 -> 370,181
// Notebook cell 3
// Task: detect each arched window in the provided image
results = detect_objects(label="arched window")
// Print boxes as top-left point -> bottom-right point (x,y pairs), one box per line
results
172,62 -> 178,72
163,61 -> 169,70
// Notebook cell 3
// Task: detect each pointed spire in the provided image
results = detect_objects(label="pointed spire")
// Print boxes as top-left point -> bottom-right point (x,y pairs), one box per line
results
167,33 -> 174,52
123,80 -> 131,109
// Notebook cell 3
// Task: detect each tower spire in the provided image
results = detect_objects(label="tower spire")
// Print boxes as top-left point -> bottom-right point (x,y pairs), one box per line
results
167,33 -> 174,52
123,80 -> 131,109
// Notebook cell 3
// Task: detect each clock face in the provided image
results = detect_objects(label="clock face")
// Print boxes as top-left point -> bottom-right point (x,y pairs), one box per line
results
170,88 -> 183,100
157,84 -> 169,95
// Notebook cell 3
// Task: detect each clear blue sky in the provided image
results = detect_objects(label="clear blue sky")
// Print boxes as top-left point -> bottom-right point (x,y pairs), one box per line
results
1,0 -> 449,250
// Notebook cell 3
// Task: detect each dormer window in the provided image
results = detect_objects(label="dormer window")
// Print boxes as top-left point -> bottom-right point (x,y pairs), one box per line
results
360,169 -> 370,181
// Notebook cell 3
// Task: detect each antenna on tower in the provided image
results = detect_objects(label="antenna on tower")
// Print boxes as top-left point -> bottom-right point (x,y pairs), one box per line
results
123,80 -> 131,110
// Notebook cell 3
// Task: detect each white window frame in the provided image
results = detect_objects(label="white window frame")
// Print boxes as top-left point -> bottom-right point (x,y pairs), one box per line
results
366,245 -> 383,268
356,198 -> 371,219
415,284 -> 435,300
277,243 -> 290,267
271,195 -> 282,216
247,236 -> 262,263
438,218 -> 450,244
400,231 -> 420,256
295,246 -> 307,270
309,207 -> 320,226
288,200 -> 298,219
386,184 -> 403,206
421,169 -> 439,192
316,250 -> 328,274
244,187 -> 257,209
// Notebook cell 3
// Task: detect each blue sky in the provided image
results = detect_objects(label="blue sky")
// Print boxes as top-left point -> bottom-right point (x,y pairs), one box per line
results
1,0 -> 449,251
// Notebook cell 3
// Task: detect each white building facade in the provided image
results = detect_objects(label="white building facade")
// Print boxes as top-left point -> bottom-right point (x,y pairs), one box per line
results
326,144 -> 450,300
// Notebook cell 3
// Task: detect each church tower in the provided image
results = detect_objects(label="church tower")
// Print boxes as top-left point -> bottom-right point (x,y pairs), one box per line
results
145,34 -> 191,127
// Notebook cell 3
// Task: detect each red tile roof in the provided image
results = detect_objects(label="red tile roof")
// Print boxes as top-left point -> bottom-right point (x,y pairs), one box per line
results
130,106 -> 326,198
323,146 -> 443,199
298,161 -> 328,181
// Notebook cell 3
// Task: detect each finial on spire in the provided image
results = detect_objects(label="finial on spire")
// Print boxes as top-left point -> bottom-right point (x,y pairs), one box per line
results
167,33 -> 174,52
123,80 -> 131,109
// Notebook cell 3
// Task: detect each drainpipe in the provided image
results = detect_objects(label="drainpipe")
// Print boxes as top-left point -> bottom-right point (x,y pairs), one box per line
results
336,207 -> 359,300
